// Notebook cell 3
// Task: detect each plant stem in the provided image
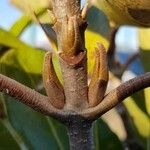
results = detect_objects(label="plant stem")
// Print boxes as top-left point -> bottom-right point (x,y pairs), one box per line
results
0,74 -> 62,118
66,116 -> 94,150
60,52 -> 88,110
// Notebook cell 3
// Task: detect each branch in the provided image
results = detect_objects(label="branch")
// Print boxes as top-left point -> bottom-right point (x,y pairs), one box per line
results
107,28 -> 118,57
82,72 -> 150,119
0,74 -> 61,118
122,53 -> 139,71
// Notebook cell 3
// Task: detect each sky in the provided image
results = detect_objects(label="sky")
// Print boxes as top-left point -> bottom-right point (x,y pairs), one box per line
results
0,0 -> 139,53
0,0 -> 22,29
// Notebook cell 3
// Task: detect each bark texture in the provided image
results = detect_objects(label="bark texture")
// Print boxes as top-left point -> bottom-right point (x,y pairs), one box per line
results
60,52 -> 88,110
66,115 -> 94,150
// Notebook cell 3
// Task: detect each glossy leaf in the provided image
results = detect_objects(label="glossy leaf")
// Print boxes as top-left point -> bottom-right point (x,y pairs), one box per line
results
123,98 -> 150,142
0,120 -> 20,150
85,30 -> 109,75
0,95 -> 26,150
94,119 -> 124,150
0,48 -> 69,149
0,26 -> 69,149
10,8 -> 46,37
0,28 -> 35,52
86,6 -> 110,38
85,5 -> 110,75
120,28 -> 150,148
139,28 -> 150,115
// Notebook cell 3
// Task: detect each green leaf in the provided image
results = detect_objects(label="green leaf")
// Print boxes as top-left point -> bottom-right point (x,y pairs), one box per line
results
0,28 -> 35,52
139,28 -> 150,115
87,6 -> 110,38
94,119 -> 124,150
139,28 -> 150,50
131,91 -> 148,115
123,28 -> 150,145
123,98 -> 150,143
0,27 -> 68,149
85,30 -> 109,75
0,95 -> 26,150
0,47 -> 69,149
85,6 -> 109,75
0,120 -> 20,150
10,15 -> 32,37
11,0 -> 52,24
10,8 -> 46,37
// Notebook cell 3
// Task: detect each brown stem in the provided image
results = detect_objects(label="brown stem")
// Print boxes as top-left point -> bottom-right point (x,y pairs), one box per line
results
59,52 -> 88,110
0,74 -> 61,118
107,28 -> 118,57
51,1 -> 94,149
82,72 -> 150,119
52,0 -> 81,18
107,28 -> 124,78
52,0 -> 87,56
66,115 -> 94,150
107,28 -> 118,65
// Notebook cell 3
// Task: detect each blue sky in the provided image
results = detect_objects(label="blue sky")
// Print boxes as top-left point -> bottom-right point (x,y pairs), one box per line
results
0,0 -> 22,29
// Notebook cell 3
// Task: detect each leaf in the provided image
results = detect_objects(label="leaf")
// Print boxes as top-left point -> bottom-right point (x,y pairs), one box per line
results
0,120 -> 20,150
0,27 -> 69,149
10,2 -> 110,77
123,98 -> 150,140
139,28 -> 150,50
131,91 -> 148,115
139,28 -> 150,115
0,95 -> 26,150
85,5 -> 110,75
11,0 -> 52,24
11,0 -> 50,13
0,47 -> 69,149
0,28 -> 35,52
85,30 -> 109,75
94,119 -> 124,150
86,6 -> 110,38
116,28 -> 150,148
10,8 -> 46,37
122,28 -> 150,146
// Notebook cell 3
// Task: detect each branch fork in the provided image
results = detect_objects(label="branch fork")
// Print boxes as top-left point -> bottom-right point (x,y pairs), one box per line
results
0,1 -> 150,149
1,43 -> 150,120
0,1 -> 150,121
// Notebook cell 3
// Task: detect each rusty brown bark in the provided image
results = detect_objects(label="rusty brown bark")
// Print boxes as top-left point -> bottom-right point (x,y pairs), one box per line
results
81,72 -> 150,119
0,74 -> 62,118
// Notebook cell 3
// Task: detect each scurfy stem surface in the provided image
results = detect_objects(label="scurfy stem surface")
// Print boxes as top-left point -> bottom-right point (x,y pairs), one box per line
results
66,116 -> 94,150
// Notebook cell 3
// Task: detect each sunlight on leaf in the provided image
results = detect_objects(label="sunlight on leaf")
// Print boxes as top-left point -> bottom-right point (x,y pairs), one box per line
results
85,30 -> 109,75
139,28 -> 150,115
124,98 -> 150,138
94,119 -> 124,150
